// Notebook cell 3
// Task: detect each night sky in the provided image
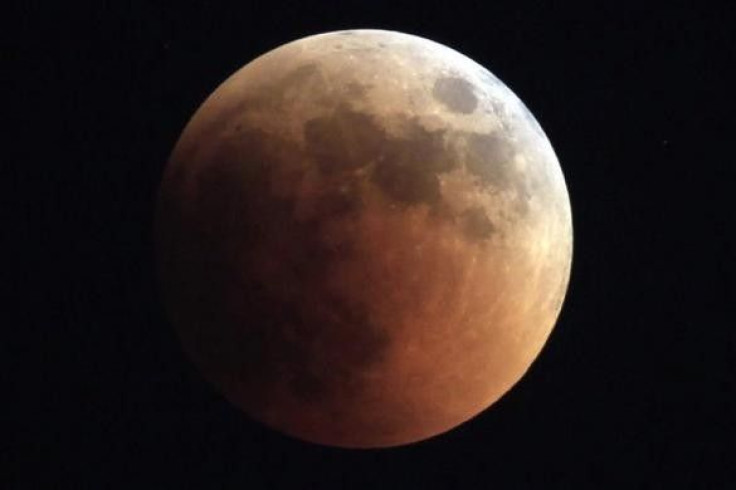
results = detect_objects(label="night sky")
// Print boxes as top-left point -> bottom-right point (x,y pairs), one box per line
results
12,1 -> 733,488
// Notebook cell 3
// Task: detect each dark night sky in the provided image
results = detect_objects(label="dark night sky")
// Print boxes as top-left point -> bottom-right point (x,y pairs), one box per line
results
11,1 -> 734,488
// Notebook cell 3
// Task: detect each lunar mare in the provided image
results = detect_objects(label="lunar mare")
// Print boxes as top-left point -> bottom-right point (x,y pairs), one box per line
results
156,30 -> 572,448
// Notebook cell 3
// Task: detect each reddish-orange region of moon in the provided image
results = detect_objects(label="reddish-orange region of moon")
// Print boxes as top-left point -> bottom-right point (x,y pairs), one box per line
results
156,30 -> 572,448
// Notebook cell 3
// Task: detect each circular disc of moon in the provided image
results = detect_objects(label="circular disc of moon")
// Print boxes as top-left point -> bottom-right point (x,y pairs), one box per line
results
156,29 -> 573,448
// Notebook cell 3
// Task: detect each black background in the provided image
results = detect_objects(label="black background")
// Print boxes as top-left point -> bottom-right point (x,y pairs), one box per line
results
12,1 -> 734,488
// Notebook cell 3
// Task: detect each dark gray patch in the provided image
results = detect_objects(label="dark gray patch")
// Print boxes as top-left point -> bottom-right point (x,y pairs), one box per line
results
462,131 -> 539,217
302,105 -> 467,213
465,132 -> 515,188
304,108 -> 456,209
315,185 -> 363,220
461,207 -> 495,241
371,120 -> 453,207
432,76 -> 478,114
345,81 -> 370,98
304,106 -> 385,176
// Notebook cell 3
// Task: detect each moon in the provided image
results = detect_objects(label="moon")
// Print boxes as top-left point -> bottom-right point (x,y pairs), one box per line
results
156,30 -> 573,448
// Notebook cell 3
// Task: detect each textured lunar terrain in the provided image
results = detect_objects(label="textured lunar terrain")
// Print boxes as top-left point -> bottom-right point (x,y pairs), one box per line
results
156,30 -> 572,447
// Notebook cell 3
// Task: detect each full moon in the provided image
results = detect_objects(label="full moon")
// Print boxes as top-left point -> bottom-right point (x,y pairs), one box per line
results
156,30 -> 572,448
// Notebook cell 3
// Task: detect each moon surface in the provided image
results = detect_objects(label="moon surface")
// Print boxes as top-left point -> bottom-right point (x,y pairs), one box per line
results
156,30 -> 573,448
